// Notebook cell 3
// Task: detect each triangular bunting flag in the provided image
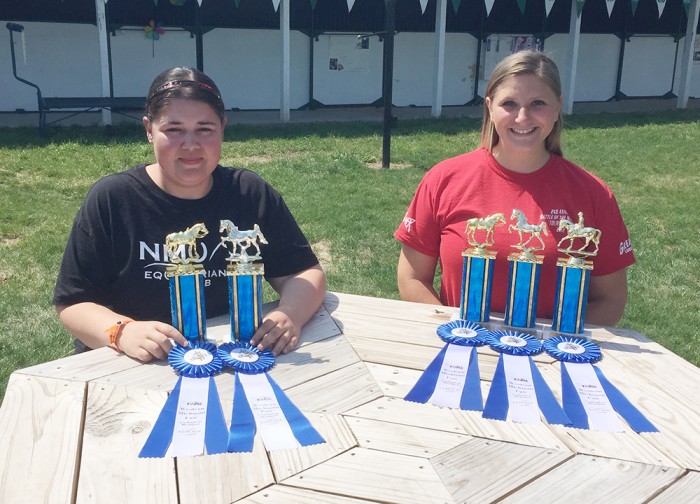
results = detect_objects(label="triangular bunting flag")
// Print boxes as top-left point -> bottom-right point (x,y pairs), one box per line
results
419,0 -> 429,13
271,0 -> 281,12
517,0 -> 526,14
630,0 -> 639,14
485,0 -> 496,15
605,0 -> 615,16
576,0 -> 585,16
656,0 -> 666,17
347,0 -> 356,12
545,0 -> 555,16
451,0 -> 463,12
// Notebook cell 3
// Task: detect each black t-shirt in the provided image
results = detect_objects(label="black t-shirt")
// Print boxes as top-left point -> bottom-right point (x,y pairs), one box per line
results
54,164 -> 318,328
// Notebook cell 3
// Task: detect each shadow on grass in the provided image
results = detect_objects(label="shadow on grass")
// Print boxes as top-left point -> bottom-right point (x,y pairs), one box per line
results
0,108 -> 697,149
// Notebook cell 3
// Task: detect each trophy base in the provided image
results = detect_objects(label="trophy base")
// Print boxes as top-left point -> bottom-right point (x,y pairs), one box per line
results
541,326 -> 593,342
487,319 -> 548,339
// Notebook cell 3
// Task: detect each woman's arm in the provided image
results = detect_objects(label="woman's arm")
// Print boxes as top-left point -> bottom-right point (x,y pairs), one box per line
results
249,264 -> 327,355
585,268 -> 629,326
397,244 -> 442,305
56,302 -> 188,361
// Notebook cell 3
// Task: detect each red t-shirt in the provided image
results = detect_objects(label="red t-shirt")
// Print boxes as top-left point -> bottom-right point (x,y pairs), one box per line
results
394,148 -> 635,318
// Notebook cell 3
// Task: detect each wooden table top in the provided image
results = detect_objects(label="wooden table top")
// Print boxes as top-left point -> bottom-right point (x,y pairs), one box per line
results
1,291 -> 699,503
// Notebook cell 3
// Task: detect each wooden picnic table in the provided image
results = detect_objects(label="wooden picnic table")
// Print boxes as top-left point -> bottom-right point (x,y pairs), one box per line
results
1,291 -> 698,503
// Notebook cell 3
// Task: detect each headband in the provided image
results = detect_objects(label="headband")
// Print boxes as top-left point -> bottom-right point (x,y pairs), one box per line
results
151,80 -> 222,100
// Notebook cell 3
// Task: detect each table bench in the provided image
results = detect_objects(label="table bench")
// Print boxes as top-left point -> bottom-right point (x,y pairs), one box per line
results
38,96 -> 146,130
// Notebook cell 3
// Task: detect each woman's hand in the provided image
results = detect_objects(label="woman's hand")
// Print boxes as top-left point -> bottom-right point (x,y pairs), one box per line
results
117,320 -> 189,362
249,264 -> 326,356
56,302 -> 188,362
250,308 -> 300,356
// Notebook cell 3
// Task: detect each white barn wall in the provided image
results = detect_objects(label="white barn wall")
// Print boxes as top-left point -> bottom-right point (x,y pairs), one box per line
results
393,32 -> 476,106
443,33 -> 479,105
0,20 -> 696,113
1,22 -> 103,112
110,27 -> 197,98
546,33 -> 620,102
673,50 -> 700,98
312,34 -> 384,105
204,29 -> 310,110
621,36 -> 677,97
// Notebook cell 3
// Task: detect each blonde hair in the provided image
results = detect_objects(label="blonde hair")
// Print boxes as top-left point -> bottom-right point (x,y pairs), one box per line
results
480,50 -> 563,156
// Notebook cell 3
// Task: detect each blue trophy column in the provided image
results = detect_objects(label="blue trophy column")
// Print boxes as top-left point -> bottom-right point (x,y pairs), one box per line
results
168,268 -> 207,345
504,257 -> 542,329
459,252 -> 496,323
228,263 -> 264,343
552,258 -> 592,334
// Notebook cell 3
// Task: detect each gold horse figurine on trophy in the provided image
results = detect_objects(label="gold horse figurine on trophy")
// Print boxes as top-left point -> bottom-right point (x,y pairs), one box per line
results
557,212 -> 601,258
508,209 -> 548,261
219,219 -> 268,263
165,223 -> 209,266
464,213 -> 506,252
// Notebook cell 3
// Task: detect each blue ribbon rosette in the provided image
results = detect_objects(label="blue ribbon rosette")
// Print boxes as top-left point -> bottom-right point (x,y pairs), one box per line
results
139,342 -> 229,458
405,320 -> 490,411
218,342 -> 325,452
543,336 -> 657,432
483,331 -> 570,426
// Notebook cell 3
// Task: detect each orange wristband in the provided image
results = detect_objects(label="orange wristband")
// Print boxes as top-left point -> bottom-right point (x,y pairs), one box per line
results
105,319 -> 133,351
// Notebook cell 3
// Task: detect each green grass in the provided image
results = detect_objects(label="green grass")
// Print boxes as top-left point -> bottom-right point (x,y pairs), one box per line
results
1,110 -> 699,400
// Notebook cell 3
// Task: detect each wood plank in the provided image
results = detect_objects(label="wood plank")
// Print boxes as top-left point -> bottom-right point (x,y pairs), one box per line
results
207,302 -> 341,347
0,374 -> 84,504
346,333 -> 501,380
343,396 -> 466,435
213,335 -> 360,398
600,331 -> 700,409
268,413 -> 357,481
177,401 -> 275,504
76,382 -> 178,503
90,359 -> 176,390
500,454 -> 684,504
539,359 -> 698,469
239,485 -> 378,503
431,437 -> 572,504
366,359 -> 547,399
323,291 -> 458,325
15,346 -> 142,382
284,447 -> 456,503
366,363 -> 567,450
269,335 -> 361,389
325,292 -> 560,364
348,416 -> 471,457
453,400 -> 569,451
648,470 -> 700,503
284,362 -> 383,414
365,362 -> 425,398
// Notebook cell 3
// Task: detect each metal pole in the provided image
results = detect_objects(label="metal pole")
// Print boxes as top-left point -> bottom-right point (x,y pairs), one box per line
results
382,0 -> 396,168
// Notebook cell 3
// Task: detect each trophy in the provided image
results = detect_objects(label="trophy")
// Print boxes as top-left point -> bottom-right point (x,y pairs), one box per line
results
459,213 -> 506,323
551,212 -> 601,335
503,209 -> 546,330
220,220 -> 268,343
165,223 -> 209,345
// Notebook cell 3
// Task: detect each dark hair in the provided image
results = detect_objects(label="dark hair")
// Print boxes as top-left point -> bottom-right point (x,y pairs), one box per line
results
144,67 -> 225,123
481,50 -> 563,156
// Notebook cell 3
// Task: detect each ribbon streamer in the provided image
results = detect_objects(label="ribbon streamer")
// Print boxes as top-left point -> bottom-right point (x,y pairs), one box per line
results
139,342 -> 229,458
544,336 -> 657,432
405,321 -> 488,411
483,331 -> 570,425
219,342 -> 325,452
